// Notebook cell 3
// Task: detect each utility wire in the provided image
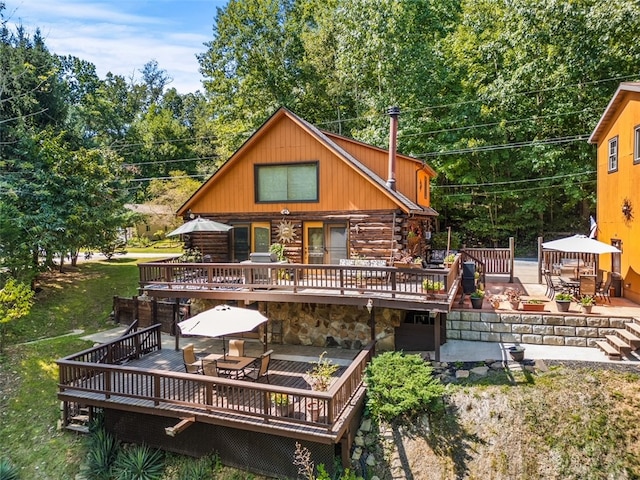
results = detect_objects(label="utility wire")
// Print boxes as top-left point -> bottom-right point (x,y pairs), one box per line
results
433,170 -> 595,189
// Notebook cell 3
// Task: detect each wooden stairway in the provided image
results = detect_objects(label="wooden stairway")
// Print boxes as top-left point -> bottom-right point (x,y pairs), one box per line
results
595,318 -> 640,360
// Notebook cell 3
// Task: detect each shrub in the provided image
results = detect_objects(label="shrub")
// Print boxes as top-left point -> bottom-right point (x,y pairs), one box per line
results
81,427 -> 119,480
365,351 -> 446,423
112,444 -> 164,480
0,458 -> 20,480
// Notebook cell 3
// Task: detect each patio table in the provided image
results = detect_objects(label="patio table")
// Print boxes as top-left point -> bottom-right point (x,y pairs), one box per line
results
204,354 -> 256,378
559,277 -> 580,296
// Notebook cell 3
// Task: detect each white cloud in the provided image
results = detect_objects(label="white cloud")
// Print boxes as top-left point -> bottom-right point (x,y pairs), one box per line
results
5,0 -> 215,93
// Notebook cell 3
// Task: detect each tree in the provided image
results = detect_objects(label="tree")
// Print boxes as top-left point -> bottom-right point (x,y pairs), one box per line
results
0,278 -> 35,352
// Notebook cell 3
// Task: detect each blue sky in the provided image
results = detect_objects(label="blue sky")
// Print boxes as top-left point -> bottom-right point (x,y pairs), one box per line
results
5,0 -> 229,93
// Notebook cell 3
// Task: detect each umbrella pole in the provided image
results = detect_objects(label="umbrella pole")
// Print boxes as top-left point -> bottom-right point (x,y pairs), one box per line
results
222,336 -> 226,359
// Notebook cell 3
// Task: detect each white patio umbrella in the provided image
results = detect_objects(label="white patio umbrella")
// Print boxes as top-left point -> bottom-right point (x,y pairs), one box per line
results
541,234 -> 620,254
167,216 -> 233,236
167,217 -> 233,256
177,304 -> 268,358
542,234 -> 621,277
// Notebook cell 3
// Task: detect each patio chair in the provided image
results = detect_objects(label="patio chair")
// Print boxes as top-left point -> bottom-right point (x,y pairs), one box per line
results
579,275 -> 596,297
244,349 -> 273,383
543,270 -> 565,299
182,344 -> 202,374
596,273 -> 613,303
228,339 -> 245,357
202,359 -> 219,377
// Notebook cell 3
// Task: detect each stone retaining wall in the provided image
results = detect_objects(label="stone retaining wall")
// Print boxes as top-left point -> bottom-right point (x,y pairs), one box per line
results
446,310 -> 633,347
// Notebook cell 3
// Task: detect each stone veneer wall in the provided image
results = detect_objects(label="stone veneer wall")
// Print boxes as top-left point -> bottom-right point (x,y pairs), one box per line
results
191,299 -> 403,351
446,310 -> 633,347
267,302 -> 402,351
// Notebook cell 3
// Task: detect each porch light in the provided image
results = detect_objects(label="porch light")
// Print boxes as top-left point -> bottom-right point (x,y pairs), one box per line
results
366,298 -> 374,313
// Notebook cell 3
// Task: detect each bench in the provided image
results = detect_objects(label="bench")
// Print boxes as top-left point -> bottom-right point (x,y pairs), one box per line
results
339,259 -> 388,286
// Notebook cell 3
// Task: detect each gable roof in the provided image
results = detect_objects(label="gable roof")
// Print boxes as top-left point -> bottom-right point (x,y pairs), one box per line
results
589,82 -> 640,144
179,107 -> 437,216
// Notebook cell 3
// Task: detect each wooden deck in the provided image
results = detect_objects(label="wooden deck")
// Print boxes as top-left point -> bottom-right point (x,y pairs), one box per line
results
137,259 -> 462,311
57,325 -> 370,445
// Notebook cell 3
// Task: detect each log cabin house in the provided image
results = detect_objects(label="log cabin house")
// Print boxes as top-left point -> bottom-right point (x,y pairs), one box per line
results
58,107 -> 463,477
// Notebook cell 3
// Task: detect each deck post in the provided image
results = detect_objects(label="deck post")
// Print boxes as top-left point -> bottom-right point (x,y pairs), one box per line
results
509,237 -> 515,283
434,312 -> 441,362
174,298 -> 180,351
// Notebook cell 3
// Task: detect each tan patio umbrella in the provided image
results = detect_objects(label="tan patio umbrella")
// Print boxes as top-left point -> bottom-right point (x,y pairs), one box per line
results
167,216 -> 233,255
177,304 -> 268,358
542,234 -> 621,274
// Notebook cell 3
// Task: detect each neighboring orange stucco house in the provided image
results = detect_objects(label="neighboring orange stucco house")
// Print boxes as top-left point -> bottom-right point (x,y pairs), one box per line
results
589,82 -> 640,303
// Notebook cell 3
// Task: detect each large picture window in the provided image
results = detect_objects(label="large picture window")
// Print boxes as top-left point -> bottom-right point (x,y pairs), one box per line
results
608,136 -> 618,173
255,162 -> 318,202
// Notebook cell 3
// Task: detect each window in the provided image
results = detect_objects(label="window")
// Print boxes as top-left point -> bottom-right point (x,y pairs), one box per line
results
635,126 -> 640,164
608,136 -> 618,172
255,162 -> 318,202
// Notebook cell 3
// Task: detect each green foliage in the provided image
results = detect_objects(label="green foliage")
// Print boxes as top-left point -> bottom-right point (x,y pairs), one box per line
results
269,242 -> 286,261
422,279 -> 444,291
0,458 -> 20,480
579,295 -> 596,306
307,351 -> 339,391
112,444 -> 164,480
555,293 -> 573,301
81,428 -> 120,480
470,288 -> 485,298
366,352 -> 446,423
0,279 -> 35,352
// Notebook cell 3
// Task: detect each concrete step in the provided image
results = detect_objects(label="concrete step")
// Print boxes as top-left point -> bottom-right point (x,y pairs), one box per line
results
595,340 -> 622,360
627,321 -> 640,337
605,334 -> 632,354
616,329 -> 640,350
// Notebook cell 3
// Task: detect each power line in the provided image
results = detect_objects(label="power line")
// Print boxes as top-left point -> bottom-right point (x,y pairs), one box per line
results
399,107 -> 598,138
438,178 -> 596,198
122,155 -> 218,167
433,170 -> 595,189
418,134 -> 589,158
316,73 -> 637,128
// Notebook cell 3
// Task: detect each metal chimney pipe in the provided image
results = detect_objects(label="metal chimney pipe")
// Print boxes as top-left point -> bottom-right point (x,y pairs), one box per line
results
387,106 -> 400,191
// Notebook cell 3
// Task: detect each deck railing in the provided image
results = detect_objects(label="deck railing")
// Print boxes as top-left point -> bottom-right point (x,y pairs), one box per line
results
138,261 -> 456,301
58,330 -> 373,430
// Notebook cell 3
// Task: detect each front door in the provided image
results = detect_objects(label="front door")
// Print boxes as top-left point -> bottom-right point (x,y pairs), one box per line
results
304,222 -> 325,264
304,222 -> 348,264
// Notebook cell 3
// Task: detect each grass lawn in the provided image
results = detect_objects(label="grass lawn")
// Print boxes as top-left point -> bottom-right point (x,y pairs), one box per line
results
0,258 -> 267,480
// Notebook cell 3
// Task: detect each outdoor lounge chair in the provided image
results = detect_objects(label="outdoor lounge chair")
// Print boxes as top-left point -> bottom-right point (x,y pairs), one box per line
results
228,339 -> 245,357
202,359 -> 219,377
596,273 -> 613,303
543,270 -> 565,299
245,349 -> 273,383
182,344 -> 202,374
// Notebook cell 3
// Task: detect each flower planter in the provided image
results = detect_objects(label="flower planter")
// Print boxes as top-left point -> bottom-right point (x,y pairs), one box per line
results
470,296 -> 484,309
508,346 -> 525,362
522,302 -> 545,312
555,300 -> 571,312
509,301 -> 520,310
580,304 -> 593,314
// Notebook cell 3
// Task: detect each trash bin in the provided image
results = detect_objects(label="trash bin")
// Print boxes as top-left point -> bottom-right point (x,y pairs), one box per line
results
611,272 -> 622,297
462,261 -> 476,294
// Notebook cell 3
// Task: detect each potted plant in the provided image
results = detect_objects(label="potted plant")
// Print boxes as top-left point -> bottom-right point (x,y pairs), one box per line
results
522,299 -> 546,312
555,292 -> 573,312
270,393 -> 294,417
504,288 -> 522,310
469,289 -> 485,309
508,345 -> 525,362
444,253 -> 456,267
422,279 -> 445,296
488,294 -> 502,309
579,295 -> 596,314
306,352 -> 339,421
